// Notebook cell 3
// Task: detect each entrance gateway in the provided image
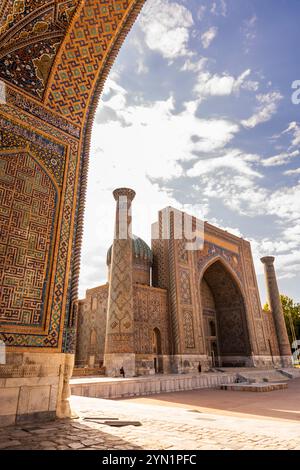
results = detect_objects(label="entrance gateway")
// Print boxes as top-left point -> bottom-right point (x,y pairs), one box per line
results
75,188 -> 292,377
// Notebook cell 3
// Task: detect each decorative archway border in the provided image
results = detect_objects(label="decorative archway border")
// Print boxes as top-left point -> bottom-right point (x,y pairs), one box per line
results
66,0 -> 147,344
0,0 -> 147,353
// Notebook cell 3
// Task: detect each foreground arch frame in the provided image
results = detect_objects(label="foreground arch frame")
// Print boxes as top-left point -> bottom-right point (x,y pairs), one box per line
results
0,0 -> 146,426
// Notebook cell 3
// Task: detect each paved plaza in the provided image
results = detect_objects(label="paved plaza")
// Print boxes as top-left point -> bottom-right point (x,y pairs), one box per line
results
0,378 -> 300,450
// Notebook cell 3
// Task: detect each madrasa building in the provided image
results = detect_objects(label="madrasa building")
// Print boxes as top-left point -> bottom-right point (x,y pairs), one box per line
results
75,188 -> 292,377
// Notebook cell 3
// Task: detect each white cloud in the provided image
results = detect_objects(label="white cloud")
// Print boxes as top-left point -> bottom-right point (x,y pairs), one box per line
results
267,251 -> 300,281
193,172 -> 267,217
102,77 -> 127,98
185,164 -> 300,287
129,35 -> 144,54
197,5 -> 206,21
185,116 -> 239,153
97,82 -> 240,168
282,121 -> 300,148
197,72 -> 234,95
249,238 -> 300,280
284,168 -> 300,176
205,178 -> 300,282
187,149 -> 261,179
242,14 -> 257,53
243,179 -> 299,221
194,69 -> 252,97
181,57 -> 208,73
211,0 -> 227,17
262,149 -> 300,167
267,183 -> 300,221
283,224 -> 300,245
136,57 -> 149,75
186,149 -> 300,224
243,14 -> 257,40
140,0 -> 193,59
128,36 -> 149,75
241,91 -> 282,128
201,26 -> 218,49
241,79 -> 259,92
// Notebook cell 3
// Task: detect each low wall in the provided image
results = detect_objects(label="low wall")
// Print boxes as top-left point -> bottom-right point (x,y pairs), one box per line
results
72,367 -> 105,377
70,372 -> 237,399
0,352 -> 74,427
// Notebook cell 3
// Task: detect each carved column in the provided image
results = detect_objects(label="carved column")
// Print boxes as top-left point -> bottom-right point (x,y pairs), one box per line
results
261,256 -> 292,366
104,188 -> 136,377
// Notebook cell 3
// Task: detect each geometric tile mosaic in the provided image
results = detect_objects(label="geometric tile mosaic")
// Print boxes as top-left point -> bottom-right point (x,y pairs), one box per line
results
0,152 -> 58,326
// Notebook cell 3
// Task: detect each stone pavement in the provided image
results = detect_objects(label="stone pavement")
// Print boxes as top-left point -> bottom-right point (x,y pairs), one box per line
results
1,379 -> 300,450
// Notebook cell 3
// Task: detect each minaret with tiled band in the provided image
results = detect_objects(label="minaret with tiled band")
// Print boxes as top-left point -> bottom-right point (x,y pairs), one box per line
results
261,256 -> 292,367
104,188 -> 136,377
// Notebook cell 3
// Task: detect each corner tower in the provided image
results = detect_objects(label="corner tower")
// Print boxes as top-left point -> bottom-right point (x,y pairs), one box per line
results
261,256 -> 292,367
104,188 -> 136,377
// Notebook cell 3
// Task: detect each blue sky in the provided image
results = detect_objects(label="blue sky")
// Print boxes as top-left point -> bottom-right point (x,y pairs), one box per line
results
79,0 -> 300,304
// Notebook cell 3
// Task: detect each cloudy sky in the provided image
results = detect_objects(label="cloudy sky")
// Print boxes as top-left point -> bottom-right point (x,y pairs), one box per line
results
79,0 -> 300,304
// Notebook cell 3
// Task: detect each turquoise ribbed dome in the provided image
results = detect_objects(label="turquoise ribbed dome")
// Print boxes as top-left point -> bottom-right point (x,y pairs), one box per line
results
106,235 -> 153,266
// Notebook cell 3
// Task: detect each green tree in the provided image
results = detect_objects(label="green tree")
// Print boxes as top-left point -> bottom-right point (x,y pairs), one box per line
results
264,295 -> 300,346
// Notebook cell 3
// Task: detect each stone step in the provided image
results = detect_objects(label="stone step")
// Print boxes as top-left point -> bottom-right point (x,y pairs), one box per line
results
220,382 -> 288,392
70,372 -> 237,399
236,370 -> 289,384
278,368 -> 300,379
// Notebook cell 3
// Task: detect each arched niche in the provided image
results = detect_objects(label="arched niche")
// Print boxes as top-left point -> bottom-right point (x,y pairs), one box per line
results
200,258 -> 251,366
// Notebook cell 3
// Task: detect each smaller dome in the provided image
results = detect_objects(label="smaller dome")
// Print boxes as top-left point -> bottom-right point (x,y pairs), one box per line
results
106,235 -> 153,266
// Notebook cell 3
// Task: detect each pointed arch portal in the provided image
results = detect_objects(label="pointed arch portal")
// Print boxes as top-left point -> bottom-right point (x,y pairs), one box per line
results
200,259 -> 251,367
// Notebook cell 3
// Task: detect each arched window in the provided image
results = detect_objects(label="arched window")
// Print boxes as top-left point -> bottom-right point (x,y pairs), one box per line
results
153,327 -> 162,355
89,329 -> 97,355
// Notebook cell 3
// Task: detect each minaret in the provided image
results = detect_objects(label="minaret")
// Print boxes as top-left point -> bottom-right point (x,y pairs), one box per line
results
104,188 -> 136,377
261,256 -> 292,367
